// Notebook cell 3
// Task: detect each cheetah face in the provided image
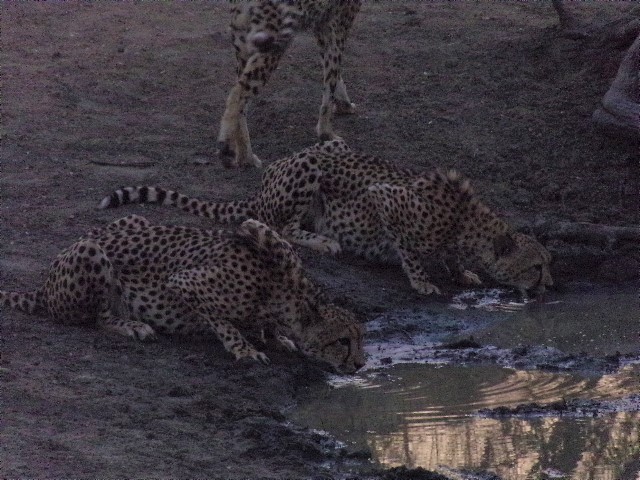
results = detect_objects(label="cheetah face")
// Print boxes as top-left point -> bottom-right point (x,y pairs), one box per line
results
302,304 -> 366,374
489,232 -> 553,295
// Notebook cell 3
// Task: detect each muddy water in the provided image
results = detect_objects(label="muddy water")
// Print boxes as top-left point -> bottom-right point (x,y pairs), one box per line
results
294,364 -> 640,479
293,289 -> 640,479
472,289 -> 640,356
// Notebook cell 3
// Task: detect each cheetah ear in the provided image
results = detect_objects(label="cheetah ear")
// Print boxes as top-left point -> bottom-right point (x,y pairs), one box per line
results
494,233 -> 517,257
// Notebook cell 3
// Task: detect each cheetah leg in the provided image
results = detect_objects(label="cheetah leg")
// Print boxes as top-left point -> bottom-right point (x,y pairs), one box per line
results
206,316 -> 270,364
442,255 -> 483,286
167,269 -> 270,364
234,107 -> 262,168
45,240 -> 156,339
333,77 -> 356,115
257,326 -> 298,352
98,310 -> 156,341
396,248 -> 442,296
80,215 -> 152,241
330,2 -> 360,116
282,221 -> 342,255
218,51 -> 282,169
314,3 -> 360,135
315,36 -> 342,141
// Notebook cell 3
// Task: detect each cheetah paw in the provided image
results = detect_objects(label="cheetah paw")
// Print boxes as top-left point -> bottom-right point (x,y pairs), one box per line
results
252,351 -> 270,365
235,349 -> 270,365
131,323 -> 157,341
102,320 -> 156,341
276,335 -> 298,352
324,240 -> 342,255
247,153 -> 262,169
334,101 -> 356,115
410,279 -> 442,296
460,270 -> 482,286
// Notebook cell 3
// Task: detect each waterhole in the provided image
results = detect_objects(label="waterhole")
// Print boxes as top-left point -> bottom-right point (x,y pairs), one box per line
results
294,364 -> 640,479
294,289 -> 640,479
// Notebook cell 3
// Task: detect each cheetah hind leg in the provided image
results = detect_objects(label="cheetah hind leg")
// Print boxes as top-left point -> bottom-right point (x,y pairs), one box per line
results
218,50 -> 282,169
333,77 -> 356,115
45,239 -> 156,340
91,252 -> 156,341
80,215 -> 152,241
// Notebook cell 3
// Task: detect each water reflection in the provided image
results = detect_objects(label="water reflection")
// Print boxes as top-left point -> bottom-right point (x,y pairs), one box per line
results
293,364 -> 640,479
473,290 -> 640,356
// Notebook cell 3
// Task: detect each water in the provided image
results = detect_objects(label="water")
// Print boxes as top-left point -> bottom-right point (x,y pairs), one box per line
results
293,289 -> 640,479
472,289 -> 640,357
294,364 -> 640,479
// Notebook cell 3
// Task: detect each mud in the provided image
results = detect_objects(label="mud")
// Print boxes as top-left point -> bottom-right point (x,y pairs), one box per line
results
477,394 -> 640,418
1,2 -> 639,479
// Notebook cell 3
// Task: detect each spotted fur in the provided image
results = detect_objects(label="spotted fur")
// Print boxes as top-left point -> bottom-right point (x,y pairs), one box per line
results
218,0 -> 361,168
1,215 -> 365,372
100,140 -> 553,295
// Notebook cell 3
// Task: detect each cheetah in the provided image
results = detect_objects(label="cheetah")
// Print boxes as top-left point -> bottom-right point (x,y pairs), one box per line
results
0,215 -> 365,373
100,140 -> 553,296
218,0 -> 361,168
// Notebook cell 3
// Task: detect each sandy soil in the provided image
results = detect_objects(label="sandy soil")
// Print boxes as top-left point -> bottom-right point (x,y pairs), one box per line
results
1,2 -> 639,479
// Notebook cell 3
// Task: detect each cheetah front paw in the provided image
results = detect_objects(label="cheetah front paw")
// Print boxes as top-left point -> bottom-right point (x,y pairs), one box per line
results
459,270 -> 482,286
251,351 -> 271,365
102,320 -> 157,341
234,347 -> 270,365
276,334 -> 298,352
410,278 -> 442,296
324,240 -> 342,255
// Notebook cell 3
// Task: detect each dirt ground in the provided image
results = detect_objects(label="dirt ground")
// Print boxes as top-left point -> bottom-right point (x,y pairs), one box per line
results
1,2 -> 639,479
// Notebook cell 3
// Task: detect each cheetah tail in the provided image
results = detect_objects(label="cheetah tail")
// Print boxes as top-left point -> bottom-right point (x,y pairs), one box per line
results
98,186 -> 256,224
0,289 -> 44,315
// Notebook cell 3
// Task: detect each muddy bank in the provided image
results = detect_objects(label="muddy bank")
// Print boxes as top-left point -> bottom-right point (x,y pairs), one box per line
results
477,394 -> 640,418
534,220 -> 640,283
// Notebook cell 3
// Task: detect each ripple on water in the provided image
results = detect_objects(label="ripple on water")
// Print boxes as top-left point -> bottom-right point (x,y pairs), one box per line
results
296,364 -> 640,480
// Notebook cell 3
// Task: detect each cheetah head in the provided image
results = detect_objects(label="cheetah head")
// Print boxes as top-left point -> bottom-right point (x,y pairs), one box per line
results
485,232 -> 553,296
300,304 -> 366,374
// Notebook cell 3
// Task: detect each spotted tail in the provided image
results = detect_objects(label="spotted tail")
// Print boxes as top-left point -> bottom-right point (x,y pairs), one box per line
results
0,289 -> 44,315
99,186 -> 256,224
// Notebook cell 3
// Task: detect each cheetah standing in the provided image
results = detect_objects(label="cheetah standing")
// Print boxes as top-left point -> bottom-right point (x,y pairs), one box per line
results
218,0 -> 361,168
